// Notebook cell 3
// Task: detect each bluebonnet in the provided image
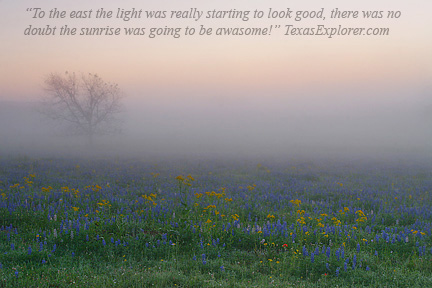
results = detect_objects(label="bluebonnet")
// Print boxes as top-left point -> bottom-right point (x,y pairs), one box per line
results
302,246 -> 308,257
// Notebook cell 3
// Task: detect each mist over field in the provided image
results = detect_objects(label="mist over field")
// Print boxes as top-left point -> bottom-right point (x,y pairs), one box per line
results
1,84 -> 431,162
1,0 -> 431,163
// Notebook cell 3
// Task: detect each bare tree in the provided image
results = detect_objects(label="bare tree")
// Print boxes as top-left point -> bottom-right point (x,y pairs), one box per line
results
40,71 -> 124,145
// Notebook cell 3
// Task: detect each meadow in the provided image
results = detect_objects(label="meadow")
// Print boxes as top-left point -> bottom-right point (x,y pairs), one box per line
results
0,156 -> 431,287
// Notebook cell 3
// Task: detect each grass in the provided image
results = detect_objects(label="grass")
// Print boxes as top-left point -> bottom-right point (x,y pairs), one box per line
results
0,157 -> 431,287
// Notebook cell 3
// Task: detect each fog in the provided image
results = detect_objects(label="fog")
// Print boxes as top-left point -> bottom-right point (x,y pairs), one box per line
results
1,0 -> 430,164
1,84 -> 431,163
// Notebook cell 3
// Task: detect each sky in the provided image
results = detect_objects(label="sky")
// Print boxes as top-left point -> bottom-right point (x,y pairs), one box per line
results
0,0 -> 431,159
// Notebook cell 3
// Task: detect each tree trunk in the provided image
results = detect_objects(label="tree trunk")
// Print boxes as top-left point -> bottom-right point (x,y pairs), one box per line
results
87,132 -> 94,147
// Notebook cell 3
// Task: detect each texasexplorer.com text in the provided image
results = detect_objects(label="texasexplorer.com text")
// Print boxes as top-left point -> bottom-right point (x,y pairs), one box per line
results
284,25 -> 390,38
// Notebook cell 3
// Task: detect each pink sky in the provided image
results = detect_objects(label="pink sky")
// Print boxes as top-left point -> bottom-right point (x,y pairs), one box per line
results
1,0 -> 430,101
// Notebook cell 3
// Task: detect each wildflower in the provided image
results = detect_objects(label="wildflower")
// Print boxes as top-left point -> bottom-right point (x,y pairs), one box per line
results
302,246 -> 308,256
220,266 -> 225,271
15,271 -> 18,278
336,267 -> 340,277
355,210 -> 365,217
186,174 -> 195,181
290,199 -> 301,206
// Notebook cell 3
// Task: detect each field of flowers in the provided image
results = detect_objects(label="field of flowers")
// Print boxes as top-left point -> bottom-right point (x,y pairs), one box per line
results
0,157 -> 431,287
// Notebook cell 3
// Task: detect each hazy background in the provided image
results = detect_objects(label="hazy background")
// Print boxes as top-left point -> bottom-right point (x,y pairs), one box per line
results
1,0 -> 431,161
